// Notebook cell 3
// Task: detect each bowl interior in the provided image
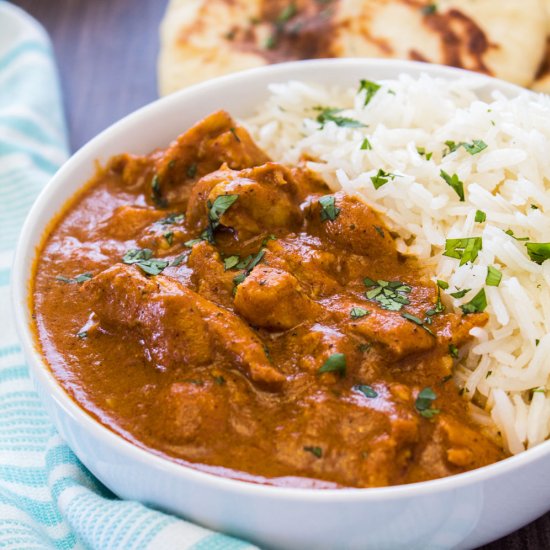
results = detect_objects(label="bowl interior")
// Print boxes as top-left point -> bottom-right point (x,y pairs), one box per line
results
12,58 -> 547,500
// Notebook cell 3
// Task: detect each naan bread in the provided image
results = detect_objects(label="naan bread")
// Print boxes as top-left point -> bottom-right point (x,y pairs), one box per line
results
158,0 -> 549,96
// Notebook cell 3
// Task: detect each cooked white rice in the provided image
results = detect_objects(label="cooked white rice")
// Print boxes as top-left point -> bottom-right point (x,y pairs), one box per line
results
244,73 -> 550,455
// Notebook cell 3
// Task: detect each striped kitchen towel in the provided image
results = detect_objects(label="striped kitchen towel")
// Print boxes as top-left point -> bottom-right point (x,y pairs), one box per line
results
0,3 -> 256,549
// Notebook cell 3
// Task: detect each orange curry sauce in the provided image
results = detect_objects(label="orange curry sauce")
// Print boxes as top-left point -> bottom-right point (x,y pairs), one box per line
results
32,111 -> 504,488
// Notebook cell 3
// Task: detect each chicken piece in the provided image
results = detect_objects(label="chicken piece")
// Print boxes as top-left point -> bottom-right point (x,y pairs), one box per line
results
277,323 -> 359,375
289,165 -> 331,201
234,266 -> 318,330
274,393 -> 419,487
105,153 -> 155,192
101,206 -> 168,240
414,415 -> 504,479
155,380 -> 229,446
81,264 -> 284,390
307,192 -> 396,259
187,240 -> 235,308
350,308 -> 436,359
264,237 -> 342,297
154,110 -> 270,205
186,163 -> 303,240
185,165 -> 242,231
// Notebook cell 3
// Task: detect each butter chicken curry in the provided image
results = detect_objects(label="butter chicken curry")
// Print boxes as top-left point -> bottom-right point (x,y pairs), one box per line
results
33,111 -> 505,488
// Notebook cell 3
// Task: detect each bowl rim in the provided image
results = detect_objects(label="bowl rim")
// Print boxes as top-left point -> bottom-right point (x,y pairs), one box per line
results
12,57 -> 550,502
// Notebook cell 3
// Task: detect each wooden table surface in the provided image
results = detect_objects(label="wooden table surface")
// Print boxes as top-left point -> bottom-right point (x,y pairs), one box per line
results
9,0 -> 550,547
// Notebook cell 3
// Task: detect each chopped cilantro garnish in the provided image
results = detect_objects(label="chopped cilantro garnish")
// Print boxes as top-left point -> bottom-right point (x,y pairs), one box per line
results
204,194 -> 239,243
444,139 -> 487,156
373,225 -> 384,238
358,79 -> 381,106
318,353 -> 346,375
450,288 -> 470,299
504,229 -> 529,241
213,375 -> 226,386
449,344 -> 459,358
261,234 -> 277,246
443,237 -> 482,265
56,272 -> 93,284
426,287 -> 445,316
526,242 -> 550,265
184,238 -> 202,248
475,210 -> 486,223
158,213 -> 184,225
460,288 -> 487,314
360,137 -> 372,150
421,3 -> 437,15
263,34 -> 277,49
277,3 -> 297,23
223,256 -> 240,270
150,174 -> 167,208
401,312 -> 435,336
416,146 -> 433,160
186,163 -> 197,178
76,331 -> 87,339
350,306 -> 370,319
171,254 -> 187,267
364,278 -> 412,311
444,140 -> 459,154
415,387 -> 439,418
122,248 -> 153,264
440,170 -> 465,201
163,231 -> 174,245
486,265 -> 502,286
319,195 -> 341,221
315,107 -> 365,128
353,384 -> 378,398
462,139 -> 488,155
122,248 -> 168,276
437,279 -> 449,290
303,446 -> 322,458
371,169 -> 398,190
233,272 -> 246,287
232,249 -> 266,290
358,343 -> 371,353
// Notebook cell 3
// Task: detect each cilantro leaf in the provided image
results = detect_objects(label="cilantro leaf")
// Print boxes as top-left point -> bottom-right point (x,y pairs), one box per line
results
56,272 -> 93,284
450,288 -> 470,299
350,307 -> 370,319
364,278 -> 412,311
462,139 -> 488,155
358,79 -> 381,106
318,353 -> 346,375
122,248 -> 168,276
440,170 -> 465,201
486,265 -> 502,286
319,195 -> 341,221
475,210 -> 486,223
303,446 -> 323,458
526,242 -> 550,265
401,312 -> 435,336
443,237 -> 482,266
315,107 -> 365,128
460,288 -> 487,314
371,169 -> 398,190
360,137 -> 372,150
415,387 -> 440,418
353,384 -> 378,398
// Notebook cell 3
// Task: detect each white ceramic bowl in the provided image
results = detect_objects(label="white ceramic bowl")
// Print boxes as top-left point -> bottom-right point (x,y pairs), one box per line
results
12,59 -> 550,549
